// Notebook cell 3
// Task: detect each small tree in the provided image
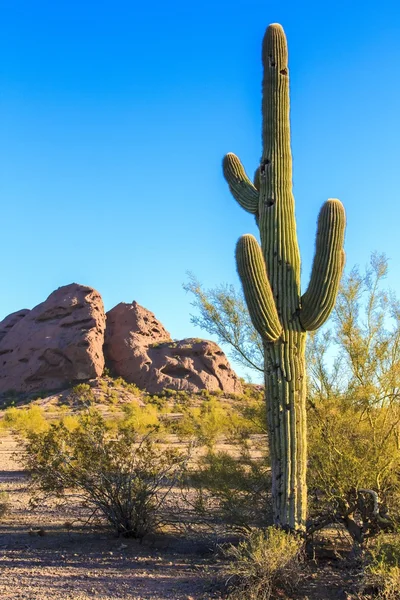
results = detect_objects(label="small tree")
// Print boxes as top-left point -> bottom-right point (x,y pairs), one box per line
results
184,273 -> 264,375
307,254 -> 400,541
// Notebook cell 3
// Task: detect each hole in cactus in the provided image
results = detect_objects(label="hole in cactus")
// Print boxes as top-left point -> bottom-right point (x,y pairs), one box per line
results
260,159 -> 270,176
280,68 -> 288,76
266,198 -> 275,207
268,54 -> 276,67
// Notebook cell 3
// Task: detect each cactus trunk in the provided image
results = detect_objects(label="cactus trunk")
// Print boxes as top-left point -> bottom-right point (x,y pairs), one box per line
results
223,24 -> 346,531
264,335 -> 307,529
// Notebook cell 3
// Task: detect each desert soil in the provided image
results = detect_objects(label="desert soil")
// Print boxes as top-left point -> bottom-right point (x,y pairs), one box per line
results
0,434 -> 362,600
0,434 -> 225,600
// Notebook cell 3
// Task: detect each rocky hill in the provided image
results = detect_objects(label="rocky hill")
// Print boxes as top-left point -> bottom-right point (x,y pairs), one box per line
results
0,283 -> 242,397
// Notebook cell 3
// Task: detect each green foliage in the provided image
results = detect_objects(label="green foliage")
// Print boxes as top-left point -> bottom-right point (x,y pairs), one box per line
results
364,534 -> 400,599
307,254 -> 400,540
308,396 -> 400,531
110,378 -> 141,396
225,527 -> 304,600
184,273 -> 264,374
176,398 -> 233,446
120,401 -> 163,434
22,410 -> 188,538
0,405 -> 49,435
69,383 -> 95,406
192,447 -> 271,528
175,396 -> 264,447
59,414 -> 80,431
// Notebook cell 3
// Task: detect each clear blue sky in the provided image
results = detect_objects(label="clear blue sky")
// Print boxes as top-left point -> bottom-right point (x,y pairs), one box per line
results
1,1 -> 400,376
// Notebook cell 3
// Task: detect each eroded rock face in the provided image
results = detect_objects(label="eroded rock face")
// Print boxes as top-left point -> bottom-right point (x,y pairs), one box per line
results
0,309 -> 30,343
104,302 -> 242,394
0,284 -> 106,394
105,301 -> 171,346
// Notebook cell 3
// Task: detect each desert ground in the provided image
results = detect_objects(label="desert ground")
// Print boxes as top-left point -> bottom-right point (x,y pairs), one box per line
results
0,429 -> 364,600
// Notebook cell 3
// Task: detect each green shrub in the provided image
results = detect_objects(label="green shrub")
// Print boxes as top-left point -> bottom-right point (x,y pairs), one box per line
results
120,402 -> 162,433
308,395 -> 400,542
146,394 -> 167,409
68,383 -> 95,406
112,377 -> 141,396
225,527 -> 304,600
176,398 -> 232,446
60,414 -> 80,431
22,410 -> 188,539
364,534 -> 400,599
192,447 -> 271,528
176,394 -> 265,446
1,405 -> 49,435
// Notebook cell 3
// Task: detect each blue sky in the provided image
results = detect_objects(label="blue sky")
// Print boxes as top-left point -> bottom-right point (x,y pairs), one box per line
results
1,1 -> 400,376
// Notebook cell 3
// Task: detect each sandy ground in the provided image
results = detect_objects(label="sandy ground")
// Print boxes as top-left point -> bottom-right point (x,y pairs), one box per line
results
0,435 -> 224,600
0,431 -> 364,600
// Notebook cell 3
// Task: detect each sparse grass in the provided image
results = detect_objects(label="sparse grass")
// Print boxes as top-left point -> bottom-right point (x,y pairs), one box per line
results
109,377 -> 141,396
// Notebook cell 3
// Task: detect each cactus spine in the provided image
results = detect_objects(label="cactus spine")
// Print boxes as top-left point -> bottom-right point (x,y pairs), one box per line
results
223,24 -> 346,531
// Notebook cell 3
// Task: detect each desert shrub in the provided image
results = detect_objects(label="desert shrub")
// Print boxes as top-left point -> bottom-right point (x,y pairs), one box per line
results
363,533 -> 400,599
112,377 -> 141,396
60,414 -> 80,431
22,410 -> 189,538
225,527 -> 304,600
306,256 -> 400,542
210,389 -> 223,398
0,492 -> 9,518
308,394 -> 399,541
175,390 -> 191,404
192,447 -> 271,528
176,398 -> 232,445
183,274 -> 264,374
145,394 -> 168,409
120,401 -> 163,434
68,383 -> 95,406
1,405 -> 49,435
175,395 -> 264,447
162,388 -> 178,399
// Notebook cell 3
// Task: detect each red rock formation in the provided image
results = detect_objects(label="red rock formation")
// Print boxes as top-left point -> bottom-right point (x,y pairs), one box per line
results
104,302 -> 242,394
0,284 -> 105,394
0,309 -> 30,343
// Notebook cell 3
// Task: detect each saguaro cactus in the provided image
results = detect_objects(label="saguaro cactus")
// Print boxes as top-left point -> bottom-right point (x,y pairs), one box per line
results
223,23 -> 346,531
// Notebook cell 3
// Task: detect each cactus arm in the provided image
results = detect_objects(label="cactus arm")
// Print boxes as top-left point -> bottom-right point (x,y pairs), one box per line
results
300,199 -> 346,331
223,153 -> 259,214
236,234 -> 282,341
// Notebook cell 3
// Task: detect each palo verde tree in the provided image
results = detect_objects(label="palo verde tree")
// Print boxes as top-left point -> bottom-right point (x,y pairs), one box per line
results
222,24 -> 346,530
